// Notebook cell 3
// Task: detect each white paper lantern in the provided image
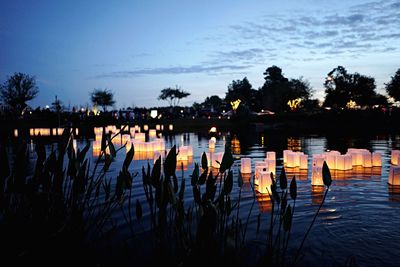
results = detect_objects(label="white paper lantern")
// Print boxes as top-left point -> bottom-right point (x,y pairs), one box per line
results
241,158 -> 252,174
149,129 -> 157,139
156,124 -> 161,131
311,166 -> 324,186
372,152 -> 382,167
212,152 -> 224,169
255,161 -> 268,185
169,124 -> 174,131
265,159 -> 276,175
324,152 -> 337,170
283,150 -> 291,165
258,170 -> 272,194
336,154 -> 352,170
312,154 -> 325,167
391,150 -> 400,165
266,151 -> 276,161
362,151 -> 372,167
300,154 -> 308,169
388,166 -> 400,185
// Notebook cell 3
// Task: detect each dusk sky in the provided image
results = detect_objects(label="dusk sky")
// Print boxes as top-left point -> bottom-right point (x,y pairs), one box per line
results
1,0 -> 399,109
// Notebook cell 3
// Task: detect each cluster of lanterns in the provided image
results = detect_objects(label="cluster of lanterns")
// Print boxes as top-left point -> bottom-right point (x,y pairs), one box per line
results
24,128 -> 79,137
239,148 -> 399,194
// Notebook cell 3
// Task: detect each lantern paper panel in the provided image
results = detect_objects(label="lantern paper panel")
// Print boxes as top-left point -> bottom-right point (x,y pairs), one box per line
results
254,162 -> 268,185
258,170 -> 272,194
312,154 -> 325,167
265,159 -> 276,175
283,150 -> 291,165
372,152 -> 382,167
266,151 -> 276,161
300,154 -> 308,169
311,166 -> 324,186
362,151 -> 372,167
241,158 -> 252,174
324,153 -> 337,170
391,150 -> 400,165
149,129 -> 157,139
211,152 -> 224,169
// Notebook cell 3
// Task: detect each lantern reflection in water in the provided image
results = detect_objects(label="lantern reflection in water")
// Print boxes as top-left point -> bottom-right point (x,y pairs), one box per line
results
256,193 -> 272,213
311,186 -> 325,205
388,185 -> 400,202
285,167 -> 308,181
231,136 -> 241,155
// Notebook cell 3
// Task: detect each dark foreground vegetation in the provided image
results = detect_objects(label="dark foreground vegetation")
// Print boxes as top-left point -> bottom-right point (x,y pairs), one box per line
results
0,128 -> 333,266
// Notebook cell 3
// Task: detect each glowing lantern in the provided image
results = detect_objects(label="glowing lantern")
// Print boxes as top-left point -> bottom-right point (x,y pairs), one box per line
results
209,137 -> 216,150
75,128 -> 79,136
255,161 -> 268,184
92,140 -> 102,157
266,151 -> 276,161
169,124 -> 174,131
121,134 -> 131,145
52,128 -> 57,136
205,152 -> 212,167
149,129 -> 157,139
311,166 -> 324,186
388,166 -> 400,185
156,124 -> 161,131
143,125 -> 149,131
30,128 -> 34,136
130,128 -> 136,137
265,159 -> 276,175
177,146 -> 188,161
283,150 -> 291,165
134,125 -> 141,133
300,154 -> 308,169
135,133 -> 146,142
258,170 -> 272,194
362,151 -> 372,167
372,152 -> 382,167
161,125 -> 164,131
212,152 -> 223,169
336,154 -> 352,171
391,150 -> 400,165
325,153 -> 337,170
186,146 -> 193,157
14,129 -> 18,137
241,158 -> 252,174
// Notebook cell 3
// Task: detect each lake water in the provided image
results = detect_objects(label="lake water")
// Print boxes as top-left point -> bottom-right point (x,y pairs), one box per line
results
29,130 -> 400,266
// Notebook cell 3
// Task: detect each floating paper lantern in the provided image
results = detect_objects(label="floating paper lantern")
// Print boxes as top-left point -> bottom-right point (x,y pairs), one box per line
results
52,128 -> 57,136
325,153 -> 337,170
265,159 -> 276,175
149,129 -> 157,139
258,170 -> 272,194
134,125 -> 141,133
75,128 -> 79,136
14,129 -> 18,137
300,154 -> 308,169
94,127 -> 103,135
266,151 -> 276,161
143,125 -> 149,131
29,128 -> 34,136
130,128 -> 136,137
283,150 -> 291,165
336,154 -> 352,170
311,166 -> 324,186
169,124 -> 174,131
135,132 -> 146,142
156,124 -> 161,131
362,151 -> 372,167
388,166 -> 400,185
241,158 -> 252,174
391,150 -> 400,165
255,161 -> 268,184
372,152 -> 382,167
209,126 -> 217,133
209,138 -> 216,150
212,152 -> 224,169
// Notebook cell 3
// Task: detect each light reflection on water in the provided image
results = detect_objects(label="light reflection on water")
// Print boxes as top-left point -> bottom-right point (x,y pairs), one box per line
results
33,131 -> 400,266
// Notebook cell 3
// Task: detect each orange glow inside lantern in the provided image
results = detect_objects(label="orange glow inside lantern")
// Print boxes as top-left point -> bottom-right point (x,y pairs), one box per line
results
300,154 -> 308,169
149,129 -> 157,139
311,166 -> 324,186
241,158 -> 252,174
372,152 -> 382,167
266,151 -> 276,161
391,150 -> 400,165
258,170 -> 272,194
362,152 -> 372,167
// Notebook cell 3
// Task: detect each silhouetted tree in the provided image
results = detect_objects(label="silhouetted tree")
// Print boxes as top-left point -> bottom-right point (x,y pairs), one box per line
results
90,88 -> 115,111
202,95 -> 224,112
0,72 -> 39,116
225,77 -> 259,111
260,66 -> 311,112
386,69 -> 400,102
158,86 -> 190,106
324,66 -> 381,108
